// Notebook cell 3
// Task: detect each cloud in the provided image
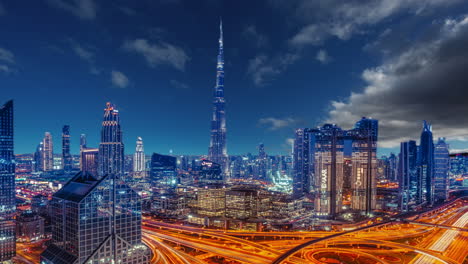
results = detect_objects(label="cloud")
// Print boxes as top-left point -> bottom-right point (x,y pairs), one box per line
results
123,39 -> 190,71
0,2 -> 6,16
326,15 -> 468,148
247,53 -> 299,86
258,117 -> 298,130
316,49 -> 331,64
170,80 -> 189,89
70,41 -> 94,62
111,70 -> 129,88
119,6 -> 136,16
0,47 -> 14,64
0,47 -> 16,74
243,25 -> 268,47
285,0 -> 464,47
47,0 -> 97,20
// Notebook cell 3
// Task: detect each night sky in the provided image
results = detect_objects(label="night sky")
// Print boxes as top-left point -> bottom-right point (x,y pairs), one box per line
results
2,0 -> 468,155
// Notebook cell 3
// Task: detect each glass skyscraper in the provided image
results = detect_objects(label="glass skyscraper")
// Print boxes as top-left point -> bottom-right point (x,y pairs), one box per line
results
150,153 -> 177,186
40,172 -> 150,264
419,120 -> 434,205
62,125 -> 72,172
43,132 -> 54,172
398,140 -> 418,212
98,102 -> 124,178
208,20 -> 228,177
292,128 -> 313,199
0,100 -> 15,262
133,137 -> 145,179
434,137 -> 449,202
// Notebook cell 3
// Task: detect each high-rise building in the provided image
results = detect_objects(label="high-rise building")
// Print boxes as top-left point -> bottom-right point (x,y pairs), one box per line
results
150,153 -> 177,186
0,100 -> 15,262
42,132 -> 54,172
62,125 -> 72,172
434,137 -> 449,202
292,128 -> 313,199
208,20 -> 228,177
313,124 -> 345,217
398,140 -> 418,212
80,148 -> 99,176
256,143 -> 268,181
80,134 -> 87,150
34,141 -> 44,172
419,120 -> 434,205
388,153 -> 398,182
349,117 -> 378,214
40,172 -> 150,264
98,102 -> 124,177
133,137 -> 145,178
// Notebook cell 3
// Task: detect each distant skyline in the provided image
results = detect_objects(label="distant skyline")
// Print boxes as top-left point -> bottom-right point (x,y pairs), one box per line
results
2,1 -> 468,155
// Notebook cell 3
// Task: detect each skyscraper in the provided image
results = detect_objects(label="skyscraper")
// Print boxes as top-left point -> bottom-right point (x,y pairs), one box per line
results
256,143 -> 268,181
80,148 -> 99,176
434,137 -> 449,202
208,20 -> 228,176
34,141 -> 43,172
62,125 -> 72,172
40,172 -> 150,264
292,128 -> 313,199
80,134 -> 87,150
349,117 -> 378,214
150,153 -> 177,186
42,132 -> 54,172
133,137 -> 145,178
98,102 -> 124,177
0,100 -> 15,262
398,140 -> 418,212
419,120 -> 434,205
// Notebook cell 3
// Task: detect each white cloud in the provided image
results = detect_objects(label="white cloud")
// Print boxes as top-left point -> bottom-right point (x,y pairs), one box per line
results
247,53 -> 299,86
258,117 -> 298,130
287,0 -> 464,47
170,80 -> 189,89
0,2 -> 6,16
47,0 -> 97,20
326,15 -> 468,148
0,47 -> 14,64
111,70 -> 129,88
123,39 -> 190,71
70,41 -> 94,62
316,49 -> 331,64
243,25 -> 268,47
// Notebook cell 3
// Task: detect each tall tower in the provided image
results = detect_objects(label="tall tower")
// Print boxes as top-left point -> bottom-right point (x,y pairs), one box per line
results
0,100 -> 15,262
98,102 -> 124,178
133,137 -> 146,178
42,132 -> 53,172
419,120 -> 434,205
434,137 -> 449,202
208,19 -> 228,175
62,125 -> 72,172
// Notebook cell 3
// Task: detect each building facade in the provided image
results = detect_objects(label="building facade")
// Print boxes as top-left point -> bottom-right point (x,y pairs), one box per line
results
62,125 -> 72,172
98,103 -> 124,178
0,100 -> 15,262
80,148 -> 99,176
398,140 -> 418,212
40,172 -> 150,264
43,132 -> 54,172
150,153 -> 177,186
133,137 -> 145,178
434,137 -> 449,202
419,121 -> 435,205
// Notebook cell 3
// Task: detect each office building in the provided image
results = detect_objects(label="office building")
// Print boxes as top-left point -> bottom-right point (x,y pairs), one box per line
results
150,153 -> 177,186
419,121 -> 434,205
434,137 -> 449,202
62,125 -> 72,172
80,148 -> 99,176
98,102 -> 124,177
398,141 -> 418,212
0,100 -> 15,262
133,137 -> 146,179
40,172 -> 150,263
42,132 -> 54,172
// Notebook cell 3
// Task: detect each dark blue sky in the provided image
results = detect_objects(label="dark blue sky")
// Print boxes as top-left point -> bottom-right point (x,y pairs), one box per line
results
2,0 -> 468,155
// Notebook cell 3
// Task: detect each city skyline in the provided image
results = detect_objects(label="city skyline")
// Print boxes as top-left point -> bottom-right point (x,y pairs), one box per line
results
2,1 -> 468,155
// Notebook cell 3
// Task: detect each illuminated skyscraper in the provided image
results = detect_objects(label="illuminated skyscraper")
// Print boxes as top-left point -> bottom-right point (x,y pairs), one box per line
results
398,140 -> 418,212
98,102 -> 124,177
292,128 -> 313,199
42,132 -> 54,172
256,143 -> 267,181
349,117 -> 378,214
133,137 -> 145,178
313,124 -> 345,217
150,153 -> 177,186
434,137 -> 449,202
34,141 -> 43,172
62,125 -> 72,172
419,120 -> 434,205
41,172 -> 150,264
208,19 -> 228,176
81,148 -> 99,176
0,100 -> 15,262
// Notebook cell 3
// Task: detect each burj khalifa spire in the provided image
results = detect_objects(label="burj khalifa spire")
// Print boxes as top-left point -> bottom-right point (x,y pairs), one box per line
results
208,19 -> 228,175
